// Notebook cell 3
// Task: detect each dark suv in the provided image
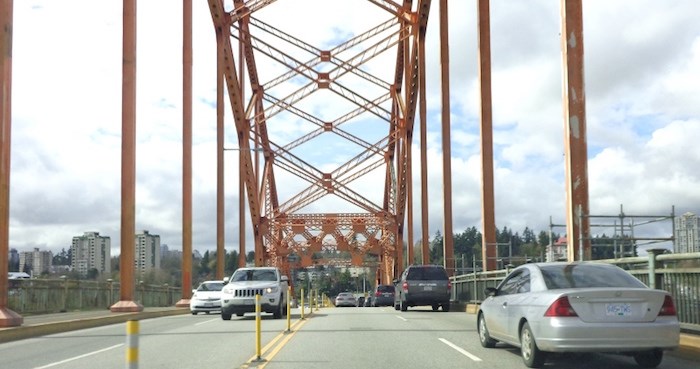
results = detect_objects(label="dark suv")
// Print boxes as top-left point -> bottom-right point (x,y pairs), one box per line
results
372,284 -> 395,307
394,265 -> 451,312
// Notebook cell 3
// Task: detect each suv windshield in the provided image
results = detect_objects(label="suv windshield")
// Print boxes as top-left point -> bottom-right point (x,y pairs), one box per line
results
231,269 -> 277,282
406,266 -> 448,280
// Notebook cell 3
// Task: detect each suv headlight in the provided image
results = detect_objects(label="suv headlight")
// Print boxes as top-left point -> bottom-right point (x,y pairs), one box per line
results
222,286 -> 234,295
265,286 -> 279,294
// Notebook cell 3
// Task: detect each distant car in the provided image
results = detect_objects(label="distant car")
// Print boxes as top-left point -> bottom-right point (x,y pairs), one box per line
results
335,292 -> 357,307
394,264 -> 451,312
190,280 -> 225,315
356,296 -> 365,307
477,262 -> 680,368
220,267 -> 289,320
372,284 -> 395,307
364,296 -> 373,307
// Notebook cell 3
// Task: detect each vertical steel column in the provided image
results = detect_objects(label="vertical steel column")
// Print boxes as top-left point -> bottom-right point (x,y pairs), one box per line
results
419,28 -> 429,265
439,0 -> 455,276
238,37 -> 247,268
561,0 -> 591,261
178,0 -> 193,306
112,0 -> 142,312
216,23 -> 225,280
406,144 -> 414,267
477,0 -> 497,272
0,0 -> 22,327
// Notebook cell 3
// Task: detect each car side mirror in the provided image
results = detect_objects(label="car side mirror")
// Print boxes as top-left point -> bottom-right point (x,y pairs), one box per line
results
281,275 -> 289,282
223,276 -> 229,283
392,279 -> 399,284
484,287 -> 497,297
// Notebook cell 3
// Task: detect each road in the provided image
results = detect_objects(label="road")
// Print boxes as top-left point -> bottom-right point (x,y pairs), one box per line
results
1,307 -> 698,369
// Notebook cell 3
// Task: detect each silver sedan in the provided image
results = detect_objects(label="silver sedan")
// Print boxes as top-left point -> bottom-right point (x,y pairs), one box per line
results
477,262 -> 680,368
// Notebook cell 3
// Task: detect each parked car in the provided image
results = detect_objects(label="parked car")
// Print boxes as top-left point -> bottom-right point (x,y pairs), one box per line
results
190,280 -> 225,315
394,264 -> 451,312
364,296 -> 373,307
334,292 -> 357,307
372,284 -> 395,307
356,296 -> 365,307
477,262 -> 680,368
220,267 -> 289,320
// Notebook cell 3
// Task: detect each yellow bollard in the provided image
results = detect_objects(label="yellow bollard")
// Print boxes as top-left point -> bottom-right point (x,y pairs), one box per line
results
300,288 -> 305,319
255,294 -> 261,360
126,320 -> 139,369
286,286 -> 291,332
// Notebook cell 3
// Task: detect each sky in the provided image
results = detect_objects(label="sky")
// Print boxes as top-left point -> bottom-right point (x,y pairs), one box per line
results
7,0 -> 700,258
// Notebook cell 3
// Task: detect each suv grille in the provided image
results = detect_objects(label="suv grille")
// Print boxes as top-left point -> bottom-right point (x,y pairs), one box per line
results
235,288 -> 264,297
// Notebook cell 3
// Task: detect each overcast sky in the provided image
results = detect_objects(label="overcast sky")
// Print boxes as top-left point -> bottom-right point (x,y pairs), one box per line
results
8,0 -> 700,258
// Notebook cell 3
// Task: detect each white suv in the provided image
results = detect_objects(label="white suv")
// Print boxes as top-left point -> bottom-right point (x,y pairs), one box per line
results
220,267 -> 289,320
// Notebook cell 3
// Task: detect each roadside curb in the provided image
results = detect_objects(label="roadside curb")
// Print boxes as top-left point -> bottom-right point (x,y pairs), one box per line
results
0,308 -> 190,344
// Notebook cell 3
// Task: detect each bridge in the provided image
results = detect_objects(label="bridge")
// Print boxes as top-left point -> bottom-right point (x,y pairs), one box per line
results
0,0 -> 689,328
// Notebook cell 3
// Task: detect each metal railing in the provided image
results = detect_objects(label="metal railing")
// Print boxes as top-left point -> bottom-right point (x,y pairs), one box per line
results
451,252 -> 700,328
7,279 -> 179,315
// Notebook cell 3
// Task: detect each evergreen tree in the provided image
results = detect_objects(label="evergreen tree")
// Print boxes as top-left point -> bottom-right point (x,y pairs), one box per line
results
429,230 -> 444,264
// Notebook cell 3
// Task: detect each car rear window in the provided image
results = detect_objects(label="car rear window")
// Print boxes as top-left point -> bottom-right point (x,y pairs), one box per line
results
539,263 -> 647,289
407,266 -> 448,280
377,285 -> 393,292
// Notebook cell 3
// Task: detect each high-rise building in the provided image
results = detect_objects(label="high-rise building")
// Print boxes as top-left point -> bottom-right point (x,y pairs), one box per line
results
71,232 -> 111,276
8,248 -> 19,272
135,230 -> 161,276
19,248 -> 53,276
675,212 -> 700,253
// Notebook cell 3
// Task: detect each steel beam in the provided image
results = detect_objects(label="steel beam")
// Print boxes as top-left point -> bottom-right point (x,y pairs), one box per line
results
561,0 -> 591,261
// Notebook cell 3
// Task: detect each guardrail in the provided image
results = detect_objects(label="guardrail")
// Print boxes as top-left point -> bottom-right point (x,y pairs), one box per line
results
451,252 -> 700,328
7,279 -> 178,314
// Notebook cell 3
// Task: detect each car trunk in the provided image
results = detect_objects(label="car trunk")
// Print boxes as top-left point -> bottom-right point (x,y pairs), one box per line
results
564,288 -> 668,323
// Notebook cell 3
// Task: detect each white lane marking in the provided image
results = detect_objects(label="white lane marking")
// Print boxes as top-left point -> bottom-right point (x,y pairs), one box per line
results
194,318 -> 219,326
395,315 -> 408,322
439,338 -> 482,362
33,344 -> 124,369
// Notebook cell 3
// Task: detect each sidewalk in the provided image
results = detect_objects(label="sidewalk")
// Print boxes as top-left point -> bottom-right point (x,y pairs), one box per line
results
0,307 -> 190,344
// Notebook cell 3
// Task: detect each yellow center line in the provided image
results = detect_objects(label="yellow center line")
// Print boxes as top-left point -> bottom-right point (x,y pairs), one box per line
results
240,316 -> 309,368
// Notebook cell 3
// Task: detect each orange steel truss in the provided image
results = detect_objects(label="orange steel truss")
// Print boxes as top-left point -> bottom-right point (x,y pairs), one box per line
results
208,0 -> 431,283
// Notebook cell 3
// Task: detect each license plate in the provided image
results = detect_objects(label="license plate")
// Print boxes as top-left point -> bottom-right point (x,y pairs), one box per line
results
606,303 -> 631,316
423,286 -> 432,291
244,299 -> 255,305
204,302 -> 213,307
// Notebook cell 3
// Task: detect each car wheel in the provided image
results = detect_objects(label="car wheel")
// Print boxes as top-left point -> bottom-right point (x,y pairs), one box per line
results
432,304 -> 439,311
520,322 -> 546,368
394,302 -> 400,310
477,313 -> 497,348
205,311 -> 210,315
633,349 -> 663,368
273,302 -> 283,319
442,302 -> 450,312
221,313 -> 232,320
400,300 -> 407,312
191,311 -> 197,315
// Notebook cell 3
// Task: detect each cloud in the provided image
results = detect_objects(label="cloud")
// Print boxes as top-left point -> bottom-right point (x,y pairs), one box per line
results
7,0 -> 700,259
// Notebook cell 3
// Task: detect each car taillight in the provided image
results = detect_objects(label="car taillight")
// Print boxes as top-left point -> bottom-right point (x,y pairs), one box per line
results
658,295 -> 677,316
544,296 -> 578,317
402,282 -> 408,292
375,291 -> 381,297
447,281 -> 452,290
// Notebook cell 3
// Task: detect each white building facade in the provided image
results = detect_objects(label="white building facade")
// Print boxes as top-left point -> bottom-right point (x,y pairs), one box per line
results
675,212 -> 699,253
19,248 -> 53,276
135,230 -> 161,275
71,232 -> 111,276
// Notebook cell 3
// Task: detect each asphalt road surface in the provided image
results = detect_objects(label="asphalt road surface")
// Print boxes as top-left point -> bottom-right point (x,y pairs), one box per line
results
0,307 -> 698,369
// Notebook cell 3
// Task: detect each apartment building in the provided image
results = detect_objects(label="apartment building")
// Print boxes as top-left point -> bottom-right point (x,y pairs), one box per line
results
675,212 -> 699,253
18,248 -> 53,276
71,231 -> 111,276
135,230 -> 161,275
